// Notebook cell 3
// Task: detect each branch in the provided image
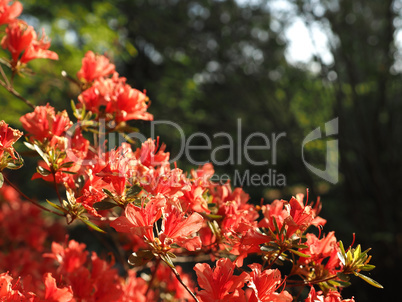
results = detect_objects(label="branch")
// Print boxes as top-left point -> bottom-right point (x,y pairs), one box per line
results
0,76 -> 35,109
169,264 -> 199,302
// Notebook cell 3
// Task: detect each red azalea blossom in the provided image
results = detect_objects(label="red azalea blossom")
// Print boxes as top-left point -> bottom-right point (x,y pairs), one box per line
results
159,204 -> 204,251
0,0 -> 22,25
0,271 -> 34,300
121,270 -> 148,302
110,195 -> 166,242
259,194 -> 325,239
20,104 -> 71,143
0,5 -> 381,297
114,84 -> 153,123
305,287 -> 355,302
0,120 -> 22,160
77,74 -> 153,123
1,20 -> 57,67
77,50 -> 115,83
1,20 -> 35,64
298,232 -> 338,265
134,138 -> 170,167
44,273 -> 73,302
45,240 -> 88,273
20,28 -> 59,64
194,258 -> 249,302
247,264 -> 292,302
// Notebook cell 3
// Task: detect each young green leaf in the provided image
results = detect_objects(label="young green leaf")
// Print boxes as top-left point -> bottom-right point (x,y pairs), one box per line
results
354,272 -> 383,289
81,218 -> 106,233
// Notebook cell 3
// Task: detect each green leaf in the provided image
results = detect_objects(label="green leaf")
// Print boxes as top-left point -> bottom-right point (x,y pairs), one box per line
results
46,199 -> 68,214
328,279 -> 351,288
23,141 -> 36,151
59,170 -> 77,175
70,99 -> 77,113
354,244 -> 361,259
128,250 -> 154,267
93,200 -> 118,211
160,254 -> 175,269
292,244 -> 309,249
80,218 -> 106,233
361,264 -> 376,271
289,248 -> 311,258
102,188 -> 114,198
337,272 -> 351,281
354,272 -> 383,289
34,144 -> 50,166
339,240 -> 346,255
60,161 -> 75,168
0,172 -> 3,188
207,214 -> 223,220
37,166 -> 51,176
6,162 -> 24,170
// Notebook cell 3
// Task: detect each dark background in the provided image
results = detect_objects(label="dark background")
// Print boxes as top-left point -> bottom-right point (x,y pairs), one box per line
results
1,0 -> 400,300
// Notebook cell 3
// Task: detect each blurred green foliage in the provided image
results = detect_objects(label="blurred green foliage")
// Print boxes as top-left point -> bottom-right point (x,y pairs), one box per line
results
0,0 -> 400,300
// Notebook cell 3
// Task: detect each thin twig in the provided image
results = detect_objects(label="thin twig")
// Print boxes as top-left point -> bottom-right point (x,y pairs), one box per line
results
61,70 -> 82,89
286,274 -> 338,287
168,264 -> 200,302
3,175 -> 65,217
52,170 -> 64,206
267,248 -> 284,269
0,64 -> 10,88
0,78 -> 35,109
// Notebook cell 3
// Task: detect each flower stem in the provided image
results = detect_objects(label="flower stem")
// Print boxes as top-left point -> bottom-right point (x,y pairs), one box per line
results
0,77 -> 35,109
168,264 -> 200,302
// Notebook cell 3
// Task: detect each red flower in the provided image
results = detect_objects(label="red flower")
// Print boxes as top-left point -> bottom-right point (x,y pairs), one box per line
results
259,194 -> 326,239
20,28 -> 59,63
284,194 -> 316,237
247,264 -> 292,302
159,205 -> 204,251
194,258 -> 249,302
77,74 -> 153,123
121,270 -> 148,302
1,20 -> 34,64
110,195 -> 166,242
44,273 -> 73,302
114,84 -> 153,123
298,232 -> 338,265
1,20 -> 58,67
77,50 -> 115,83
134,138 -> 169,167
0,120 -> 22,159
0,0 -> 23,26
20,104 -> 71,143
305,287 -> 355,302
0,272 -> 35,300
46,240 -> 88,273
258,199 -> 288,234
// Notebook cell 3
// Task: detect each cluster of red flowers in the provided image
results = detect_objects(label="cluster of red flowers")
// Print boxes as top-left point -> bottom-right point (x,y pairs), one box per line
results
0,0 -> 58,71
0,1 -> 381,301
